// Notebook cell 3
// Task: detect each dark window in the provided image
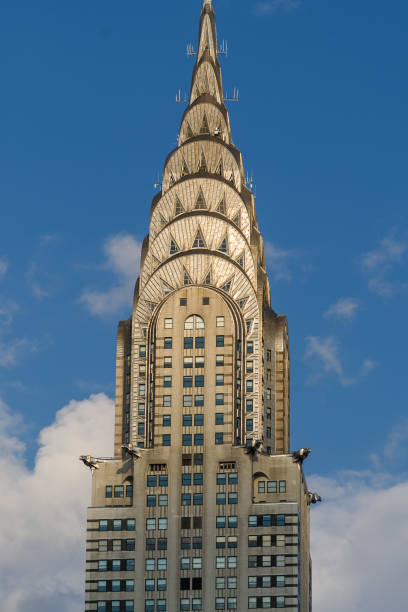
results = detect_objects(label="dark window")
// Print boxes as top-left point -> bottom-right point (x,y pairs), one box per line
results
202,297 -> 210,305
146,538 -> 155,550
194,395 -> 204,407
105,486 -> 112,498
216,394 -> 224,405
126,539 -> 135,551
162,434 -> 171,446
229,472 -> 238,484
126,485 -> 133,497
246,419 -> 253,431
180,298 -> 187,306
181,537 -> 191,549
147,495 -> 156,507
215,413 -> 224,425
216,473 -> 226,485
246,399 -> 253,412
215,433 -> 224,445
138,423 -> 145,435
163,415 -> 171,427
184,337 -> 194,349
159,475 -> 168,486
216,335 -> 224,347
192,577 -> 202,590
181,517 -> 191,529
195,376 -> 204,387
193,473 -> 203,485
164,376 -> 172,387
158,538 -> 167,550
195,337 -> 205,349
184,376 -> 193,388
193,516 -> 202,529
228,516 -> 238,528
181,493 -> 191,506
114,485 -> 124,498
193,536 -> 202,549
194,453 -> 203,465
164,337 -> 172,349
247,341 -> 253,354
180,578 -> 190,591
140,345 -> 147,357
126,519 -> 135,531
194,433 -> 204,445
183,434 -> 192,446
183,415 -> 193,426
193,493 -> 203,505
182,454 -> 192,466
182,473 -> 192,485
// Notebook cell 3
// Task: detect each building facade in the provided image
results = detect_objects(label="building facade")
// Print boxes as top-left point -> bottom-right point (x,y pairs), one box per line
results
84,2 -> 312,611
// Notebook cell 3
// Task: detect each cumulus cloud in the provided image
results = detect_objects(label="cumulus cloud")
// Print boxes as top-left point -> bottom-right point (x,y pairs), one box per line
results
0,258 -> 8,280
305,335 -> 376,386
254,0 -> 301,16
80,234 -> 142,316
0,393 -> 114,612
324,297 -> 359,321
310,470 -> 408,611
361,234 -> 407,296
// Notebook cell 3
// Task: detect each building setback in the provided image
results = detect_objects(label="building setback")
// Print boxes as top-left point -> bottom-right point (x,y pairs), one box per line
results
83,2 -> 315,611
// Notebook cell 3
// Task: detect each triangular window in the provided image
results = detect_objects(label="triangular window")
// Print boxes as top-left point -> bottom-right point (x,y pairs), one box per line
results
203,267 -> 212,285
215,159 -> 223,176
181,158 -> 190,177
214,124 -> 223,139
183,267 -> 194,286
192,228 -> 206,248
169,173 -> 175,186
216,197 -> 227,215
161,279 -> 174,296
174,196 -> 185,216
236,252 -> 244,268
221,278 -> 233,293
229,171 -> 235,186
200,114 -> 210,135
217,236 -> 228,254
160,214 -> 167,229
198,152 -> 208,173
232,212 -> 241,228
195,189 -> 207,210
186,123 -> 194,139
145,301 -> 157,313
151,255 -> 161,272
238,297 -> 248,310
170,236 -> 180,255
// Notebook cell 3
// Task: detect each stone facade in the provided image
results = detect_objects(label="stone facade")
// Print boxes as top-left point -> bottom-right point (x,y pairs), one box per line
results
84,2 -> 311,611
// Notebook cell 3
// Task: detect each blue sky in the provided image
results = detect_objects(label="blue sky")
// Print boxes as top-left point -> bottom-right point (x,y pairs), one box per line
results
0,1 -> 408,610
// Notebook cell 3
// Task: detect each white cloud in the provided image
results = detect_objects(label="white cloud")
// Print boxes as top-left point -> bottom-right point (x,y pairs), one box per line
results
0,393 -> 114,612
324,297 -> 359,321
361,234 -> 407,296
26,261 -> 51,300
305,335 -> 377,386
254,0 -> 301,15
0,258 -> 8,280
80,234 -> 142,316
264,241 -> 300,282
0,300 -> 19,331
310,470 -> 408,611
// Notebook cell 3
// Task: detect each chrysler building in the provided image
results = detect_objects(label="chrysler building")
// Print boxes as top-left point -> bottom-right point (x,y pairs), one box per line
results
83,2 -> 314,610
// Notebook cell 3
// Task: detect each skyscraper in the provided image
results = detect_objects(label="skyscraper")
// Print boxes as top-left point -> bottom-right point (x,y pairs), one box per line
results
83,2 -> 313,611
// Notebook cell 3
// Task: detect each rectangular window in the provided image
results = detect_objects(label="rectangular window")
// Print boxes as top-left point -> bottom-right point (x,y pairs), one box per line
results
247,341 -> 253,354
215,433 -> 224,445
194,395 -> 204,407
162,434 -> 171,446
145,558 -> 155,571
158,518 -> 168,530
181,516 -> 191,529
98,580 -> 107,592
139,402 -> 146,415
215,413 -> 224,425
216,493 -> 226,505
246,418 -> 253,431
180,599 -> 190,611
193,517 -> 202,529
216,316 -> 225,327
216,515 -> 226,528
163,415 -> 171,427
139,365 -> 146,376
99,540 -> 108,552
158,558 -> 167,571
157,578 -> 167,591
145,600 -> 155,612
147,475 -> 157,487
139,345 -> 146,357
192,557 -> 202,569
183,434 -> 192,446
202,297 -> 209,305
193,493 -> 203,505
184,337 -> 193,349
180,298 -> 187,306
127,519 -> 135,531
180,576 -> 190,588
146,518 -> 156,530
164,318 -> 173,329
164,356 -> 172,368
180,557 -> 190,570
139,383 -> 146,396
138,423 -> 145,435
193,473 -> 203,485
194,453 -> 203,465
164,376 -> 172,387
113,519 -> 122,530
215,394 -> 224,405
98,560 -> 107,571
216,536 -> 226,548
216,374 -> 224,386
184,357 -> 193,368
195,356 -> 205,368
97,604 -> 107,612
266,388 -> 272,400
183,415 -> 193,427
216,354 -> 224,366
183,395 -> 192,407
195,337 -> 205,348
145,579 -> 155,591
158,494 -> 168,506
126,485 -> 133,497
146,538 -> 155,550
216,473 -> 226,485
216,556 -> 226,569
228,472 -> 238,484
105,485 -> 112,498
126,539 -> 135,550
181,493 -> 191,506
216,577 -> 225,589
279,480 -> 286,493
228,515 -> 238,528
112,560 -> 121,571
266,349 -> 271,361
157,603 -> 167,612
228,556 -> 237,568
228,492 -> 238,504
216,335 -> 224,347
194,433 -> 204,445
192,597 -> 202,610
246,399 -> 253,412
147,495 -> 156,507
215,598 -> 225,610
195,375 -> 204,387
227,598 -> 237,610
246,360 -> 253,373
246,380 -> 253,392
164,337 -> 172,349
182,473 -> 191,486
192,536 -> 202,549
158,538 -> 167,550
125,559 -> 135,570
112,580 -> 121,592
228,577 -> 237,589
182,454 -> 192,466
183,376 -> 193,388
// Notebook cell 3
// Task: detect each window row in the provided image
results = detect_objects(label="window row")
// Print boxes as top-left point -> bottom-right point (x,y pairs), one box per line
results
182,413 -> 204,425
182,453 -> 203,466
248,514 -> 286,527
146,578 -> 167,591
248,534 -> 286,547
98,559 -> 135,571
215,576 -> 237,590
145,558 -> 168,571
214,598 -> 237,610
248,576 -> 286,588
180,577 -> 203,591
147,475 -> 168,487
96,580 -> 134,592
181,473 -> 203,485
146,518 -> 168,530
162,394 -> 225,407
105,485 -> 133,498
216,492 -> 238,505
181,516 -> 203,529
248,596 -> 286,609
258,480 -> 286,494
248,555 -> 287,568
180,536 -> 203,549
215,556 -> 238,568
179,599 -> 203,611
147,495 -> 168,507
215,536 -> 238,548
97,602 -> 134,612
216,472 -> 238,485
98,539 -> 135,552
98,519 -> 135,532
146,538 -> 168,550
215,515 -> 238,528
180,557 -> 203,570
144,601 -> 167,612
181,493 -> 204,506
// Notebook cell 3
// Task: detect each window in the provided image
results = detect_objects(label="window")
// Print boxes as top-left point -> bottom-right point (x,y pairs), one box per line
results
246,419 -> 253,431
216,354 -> 224,366
98,560 -> 107,571
216,577 -> 225,589
147,475 -> 157,487
216,335 -> 224,347
146,579 -> 155,591
216,472 -> 226,485
246,360 -> 253,373
125,559 -> 135,570
126,484 -> 133,497
99,540 -> 108,552
146,518 -> 156,530
157,578 -> 167,591
146,538 -> 155,550
180,599 -> 190,611
215,394 -> 224,405
182,473 -> 192,485
164,318 -> 173,329
158,558 -> 167,571
192,557 -> 202,569
215,598 -> 225,610
164,337 -> 172,349
158,538 -> 167,549
183,376 -> 193,388
162,434 -> 171,446
97,603 -> 107,612
112,602 -> 121,612
127,519 -> 135,530
193,536 -> 202,549
216,516 -> 226,528
227,598 -> 237,610
180,298 -> 187,306
215,413 -> 224,425
194,433 -> 203,445
185,315 -> 204,330
138,423 -> 145,435
216,493 -> 226,505
112,580 -> 121,592
157,601 -> 167,612
163,415 -> 171,427
164,376 -> 172,387
181,493 -> 191,506
216,374 -> 224,386
193,493 -> 203,505
147,495 -> 156,507
139,365 -> 146,376
228,515 -> 238,528
194,453 -> 203,465
98,580 -> 107,592
139,402 -> 146,415
158,494 -> 168,506
105,485 -> 112,498
279,480 -> 286,493
164,357 -> 172,368
112,560 -> 121,571
202,297 -> 209,305
180,576 -> 190,589
158,518 -> 168,530
183,395 -> 192,407
266,388 -> 272,400
180,557 -> 190,570
126,539 -> 135,550
145,601 -> 155,612
246,380 -> 253,392
112,539 -> 121,551
139,383 -> 146,396
228,492 -> 238,504
216,316 -> 225,327
184,337 -> 193,349
184,357 -> 193,368
183,415 -> 193,427
247,341 -> 253,354
183,434 -> 192,446
192,597 -> 202,609
193,516 -> 202,528
228,577 -> 237,589
195,375 -> 204,387
195,337 -> 205,348
216,557 -> 226,569
228,556 -> 237,568
216,536 -> 226,548
246,399 -> 253,412
181,516 -> 191,529
215,433 -> 224,445
193,473 -> 203,485
113,519 -> 122,530
229,472 -> 238,484
194,395 -> 204,407
182,454 -> 192,466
